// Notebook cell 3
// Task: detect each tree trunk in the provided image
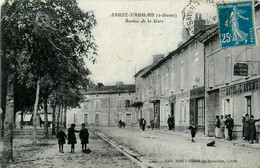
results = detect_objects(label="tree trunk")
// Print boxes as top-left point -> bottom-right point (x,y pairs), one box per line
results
63,104 -> 67,128
1,81 -> 14,163
33,78 -> 40,145
52,105 -> 56,135
60,105 -> 63,129
56,104 -> 61,131
20,109 -> 24,129
43,96 -> 48,139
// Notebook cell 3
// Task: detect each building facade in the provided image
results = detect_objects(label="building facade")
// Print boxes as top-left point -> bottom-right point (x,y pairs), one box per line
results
67,84 -> 136,127
203,3 -> 260,138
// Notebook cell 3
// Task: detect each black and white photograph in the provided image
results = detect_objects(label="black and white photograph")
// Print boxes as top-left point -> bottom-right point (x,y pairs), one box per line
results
0,0 -> 260,168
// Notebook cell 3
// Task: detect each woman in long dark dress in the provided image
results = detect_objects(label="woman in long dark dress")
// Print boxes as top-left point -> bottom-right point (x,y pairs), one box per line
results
242,114 -> 250,141
68,124 -> 80,153
248,115 -> 260,144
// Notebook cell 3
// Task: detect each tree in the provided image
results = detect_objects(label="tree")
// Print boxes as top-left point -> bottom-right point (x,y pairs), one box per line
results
1,0 -> 97,162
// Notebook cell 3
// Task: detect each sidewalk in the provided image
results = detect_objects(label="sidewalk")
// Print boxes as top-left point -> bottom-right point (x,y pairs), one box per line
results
96,126 -> 260,150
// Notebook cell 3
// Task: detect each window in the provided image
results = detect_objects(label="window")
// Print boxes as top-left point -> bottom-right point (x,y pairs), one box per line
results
197,98 -> 205,126
73,114 -> 78,123
246,96 -> 251,115
95,113 -> 100,124
224,99 -> 230,114
125,100 -> 131,108
84,114 -> 88,123
95,100 -> 101,109
83,102 -> 88,109
225,56 -> 231,84
118,99 -> 122,108
180,67 -> 184,90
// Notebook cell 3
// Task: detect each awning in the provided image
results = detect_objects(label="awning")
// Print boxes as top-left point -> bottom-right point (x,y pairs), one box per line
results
23,114 -> 32,122
39,114 -> 53,122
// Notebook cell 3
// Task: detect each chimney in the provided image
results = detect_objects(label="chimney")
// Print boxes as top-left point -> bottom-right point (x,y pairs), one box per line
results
194,12 -> 205,34
153,54 -> 164,64
116,82 -> 123,87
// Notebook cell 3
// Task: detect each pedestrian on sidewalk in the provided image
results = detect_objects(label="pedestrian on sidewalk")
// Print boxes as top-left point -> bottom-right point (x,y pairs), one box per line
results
242,114 -> 250,141
68,123 -> 80,153
139,117 -> 143,130
79,123 -> 89,153
141,118 -> 146,131
56,126 -> 67,153
224,115 -> 229,140
225,114 -> 234,141
188,121 -> 197,143
248,115 -> 260,144
167,115 -> 173,130
220,115 -> 225,138
215,115 -> 220,138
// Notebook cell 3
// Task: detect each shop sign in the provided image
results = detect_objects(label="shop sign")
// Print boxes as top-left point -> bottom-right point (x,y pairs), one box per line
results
234,63 -> 248,76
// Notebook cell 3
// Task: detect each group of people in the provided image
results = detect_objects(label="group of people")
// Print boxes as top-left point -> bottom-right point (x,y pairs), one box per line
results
242,114 -> 260,144
56,123 -> 89,153
215,114 -> 234,141
214,114 -> 260,143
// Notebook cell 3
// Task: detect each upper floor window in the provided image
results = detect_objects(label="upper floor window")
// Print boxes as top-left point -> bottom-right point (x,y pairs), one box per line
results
95,100 -> 101,109
118,99 -> 122,108
125,100 -> 131,108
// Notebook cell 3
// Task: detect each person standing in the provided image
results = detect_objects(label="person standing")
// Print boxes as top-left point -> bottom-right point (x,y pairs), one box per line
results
224,115 -> 229,140
215,116 -> 220,138
248,115 -> 260,144
79,123 -> 89,153
68,124 -> 80,153
56,126 -> 67,153
139,117 -> 143,130
167,115 -> 172,130
226,114 -> 234,141
141,118 -> 146,131
188,121 -> 197,143
243,114 -> 250,141
220,115 -> 225,138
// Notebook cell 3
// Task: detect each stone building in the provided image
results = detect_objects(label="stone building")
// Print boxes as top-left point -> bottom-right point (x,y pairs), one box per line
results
203,3 -> 260,138
140,30 -> 207,130
66,83 -> 136,127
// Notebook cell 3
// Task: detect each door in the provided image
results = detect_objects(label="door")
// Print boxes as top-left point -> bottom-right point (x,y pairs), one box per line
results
95,114 -> 100,125
126,113 -> 132,125
84,114 -> 88,125
154,102 -> 160,127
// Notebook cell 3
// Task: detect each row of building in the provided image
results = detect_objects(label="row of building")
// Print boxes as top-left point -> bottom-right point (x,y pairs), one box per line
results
67,2 -> 260,139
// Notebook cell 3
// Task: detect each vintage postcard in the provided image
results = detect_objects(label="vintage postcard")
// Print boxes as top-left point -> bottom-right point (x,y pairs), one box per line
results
0,0 -> 260,168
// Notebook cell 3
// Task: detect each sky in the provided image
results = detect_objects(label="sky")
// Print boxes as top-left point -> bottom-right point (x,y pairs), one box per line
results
78,0 -> 189,85
0,0 -> 218,86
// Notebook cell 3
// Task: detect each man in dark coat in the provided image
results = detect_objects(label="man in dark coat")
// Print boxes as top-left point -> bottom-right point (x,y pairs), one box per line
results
68,124 -> 80,153
79,123 -> 89,153
167,115 -> 172,130
225,114 -> 234,141
141,118 -> 146,131
188,121 -> 197,143
248,115 -> 260,144
242,114 -> 250,140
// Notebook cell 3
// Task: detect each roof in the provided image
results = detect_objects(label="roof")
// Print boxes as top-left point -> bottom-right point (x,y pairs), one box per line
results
83,84 -> 135,95
141,24 -> 219,78
134,65 -> 153,78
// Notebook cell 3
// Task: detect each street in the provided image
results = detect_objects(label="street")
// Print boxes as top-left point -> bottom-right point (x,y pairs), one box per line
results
93,126 -> 260,168
2,126 -> 260,168
5,130 -> 137,168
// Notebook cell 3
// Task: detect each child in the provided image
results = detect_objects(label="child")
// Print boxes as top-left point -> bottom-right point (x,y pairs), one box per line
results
68,124 -> 79,153
79,123 -> 89,153
188,122 -> 197,143
56,126 -> 67,153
